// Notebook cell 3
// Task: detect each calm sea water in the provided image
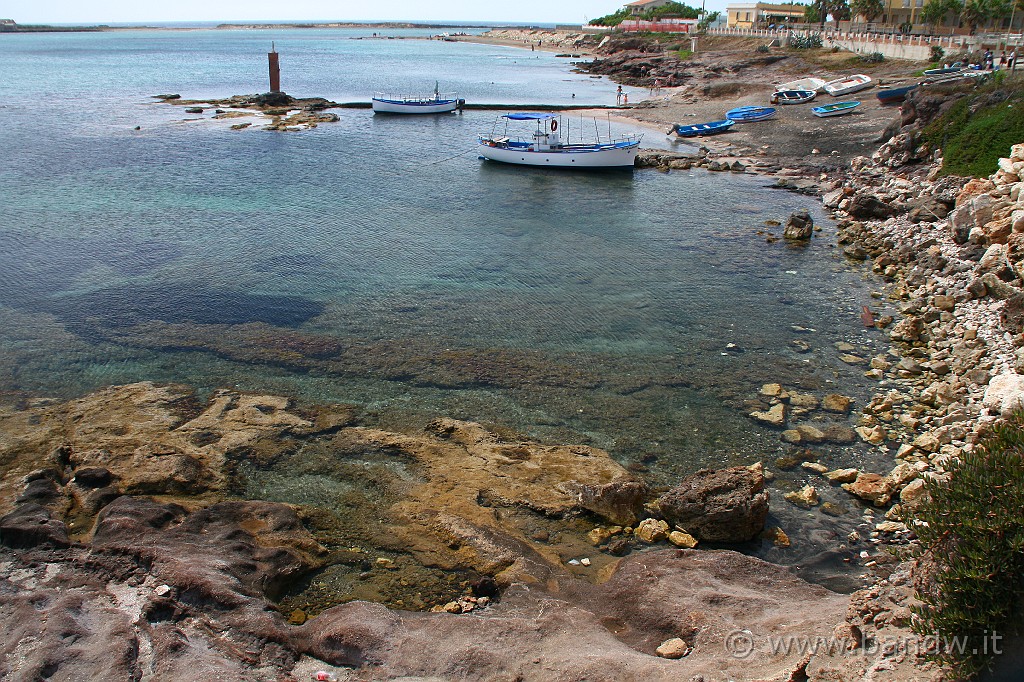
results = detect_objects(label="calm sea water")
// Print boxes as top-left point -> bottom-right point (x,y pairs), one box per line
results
0,27 -> 891,581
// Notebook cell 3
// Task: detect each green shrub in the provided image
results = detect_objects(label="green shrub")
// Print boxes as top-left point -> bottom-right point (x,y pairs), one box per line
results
757,44 -> 770,53
905,411 -> 1024,677
790,33 -> 823,49
922,83 -> 1024,177
931,45 -> 945,62
676,49 -> 693,60
860,51 -> 885,63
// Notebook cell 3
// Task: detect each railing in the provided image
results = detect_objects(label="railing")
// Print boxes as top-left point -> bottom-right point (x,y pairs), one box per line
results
708,25 -> 1022,49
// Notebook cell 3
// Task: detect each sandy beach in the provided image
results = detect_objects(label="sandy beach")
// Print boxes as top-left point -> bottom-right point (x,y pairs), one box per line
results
458,29 -> 929,172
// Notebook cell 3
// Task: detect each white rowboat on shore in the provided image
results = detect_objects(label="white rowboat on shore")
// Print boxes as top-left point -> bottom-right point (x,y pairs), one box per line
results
823,74 -> 873,96
776,77 -> 827,93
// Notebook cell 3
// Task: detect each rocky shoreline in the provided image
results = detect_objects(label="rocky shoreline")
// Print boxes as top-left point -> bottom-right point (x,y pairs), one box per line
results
6,33 -> 1019,681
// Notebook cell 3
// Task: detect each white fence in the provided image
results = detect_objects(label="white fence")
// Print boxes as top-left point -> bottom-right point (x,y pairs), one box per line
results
705,26 -> 992,60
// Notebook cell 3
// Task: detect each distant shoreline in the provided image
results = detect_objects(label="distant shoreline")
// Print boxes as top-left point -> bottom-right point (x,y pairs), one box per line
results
0,21 -> 542,34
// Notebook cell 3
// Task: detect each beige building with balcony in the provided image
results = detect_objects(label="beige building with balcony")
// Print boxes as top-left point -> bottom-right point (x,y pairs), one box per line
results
625,0 -> 675,16
726,3 -> 807,28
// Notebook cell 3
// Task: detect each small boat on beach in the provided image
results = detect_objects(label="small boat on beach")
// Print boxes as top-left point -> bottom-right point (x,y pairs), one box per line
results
668,119 -> 735,137
770,89 -> 816,104
811,100 -> 861,117
478,113 -> 642,169
371,83 -> 464,114
725,106 -> 777,122
823,74 -> 873,96
777,77 -> 827,93
876,84 -> 918,104
923,64 -> 964,76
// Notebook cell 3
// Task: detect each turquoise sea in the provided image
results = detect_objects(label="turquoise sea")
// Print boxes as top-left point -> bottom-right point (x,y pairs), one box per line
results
0,26 -> 891,583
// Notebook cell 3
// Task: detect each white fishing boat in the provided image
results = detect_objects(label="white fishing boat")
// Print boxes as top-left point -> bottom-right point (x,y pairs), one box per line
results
776,77 -> 828,93
823,74 -> 873,96
478,113 -> 642,169
371,83 -> 464,114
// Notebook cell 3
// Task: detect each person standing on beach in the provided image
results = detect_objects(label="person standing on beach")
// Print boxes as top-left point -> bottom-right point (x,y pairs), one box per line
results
616,85 -> 623,104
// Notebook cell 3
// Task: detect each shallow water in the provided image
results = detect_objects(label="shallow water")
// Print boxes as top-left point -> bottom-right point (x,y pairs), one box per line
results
0,27 -> 894,592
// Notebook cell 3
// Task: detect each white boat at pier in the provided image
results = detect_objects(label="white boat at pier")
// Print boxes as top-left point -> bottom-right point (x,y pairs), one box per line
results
371,83 -> 464,114
478,113 -> 642,169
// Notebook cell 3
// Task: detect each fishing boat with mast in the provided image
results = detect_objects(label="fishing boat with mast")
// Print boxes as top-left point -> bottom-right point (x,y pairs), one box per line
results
478,113 -> 643,169
371,82 -> 464,114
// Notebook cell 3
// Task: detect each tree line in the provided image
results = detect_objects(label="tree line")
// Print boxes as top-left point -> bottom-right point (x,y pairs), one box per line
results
591,0 -> 1022,33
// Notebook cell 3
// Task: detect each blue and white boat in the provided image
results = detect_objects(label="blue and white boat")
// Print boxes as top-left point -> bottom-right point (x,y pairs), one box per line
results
725,106 -> 777,122
371,83 -> 464,114
668,119 -> 735,137
478,113 -> 642,169
811,100 -> 861,117
770,89 -> 816,104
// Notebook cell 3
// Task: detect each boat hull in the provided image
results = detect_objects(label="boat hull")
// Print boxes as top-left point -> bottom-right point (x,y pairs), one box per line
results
371,98 -> 460,114
823,75 -> 872,97
876,85 -> 917,104
777,77 -> 827,93
478,141 -> 639,168
670,119 -> 735,137
771,89 -> 816,104
811,101 -> 861,117
726,106 -> 777,122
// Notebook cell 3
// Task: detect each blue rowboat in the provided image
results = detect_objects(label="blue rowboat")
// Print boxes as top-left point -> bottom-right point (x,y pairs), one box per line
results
668,119 -> 736,137
811,100 -> 861,117
876,84 -> 918,104
725,106 -> 777,122
770,89 -> 816,104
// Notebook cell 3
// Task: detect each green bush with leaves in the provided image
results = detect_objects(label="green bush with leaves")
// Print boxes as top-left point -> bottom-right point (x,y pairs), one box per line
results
860,51 -> 885,62
930,45 -> 945,62
922,81 -> 1024,177
790,33 -> 823,48
906,411 -> 1024,677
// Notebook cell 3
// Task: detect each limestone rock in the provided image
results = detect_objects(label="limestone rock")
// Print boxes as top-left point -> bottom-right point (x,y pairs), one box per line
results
899,479 -> 929,508
983,372 -> 1024,417
848,193 -> 896,220
824,468 -> 859,484
566,480 -> 648,527
656,637 -> 691,659
784,485 -> 819,508
795,424 -> 825,443
655,464 -> 769,542
855,425 -> 887,445
750,403 -> 786,427
634,518 -> 669,543
842,473 -> 896,507
783,210 -> 814,240
822,394 -> 853,413
667,530 -> 698,548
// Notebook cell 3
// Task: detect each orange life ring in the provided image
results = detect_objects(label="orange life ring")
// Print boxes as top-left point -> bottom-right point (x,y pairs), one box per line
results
550,120 -> 558,131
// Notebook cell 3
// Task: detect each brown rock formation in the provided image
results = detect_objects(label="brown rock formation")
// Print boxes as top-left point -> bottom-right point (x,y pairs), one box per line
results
655,463 -> 769,542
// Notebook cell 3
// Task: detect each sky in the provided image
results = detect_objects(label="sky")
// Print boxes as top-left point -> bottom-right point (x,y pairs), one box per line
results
1,0 -> 730,26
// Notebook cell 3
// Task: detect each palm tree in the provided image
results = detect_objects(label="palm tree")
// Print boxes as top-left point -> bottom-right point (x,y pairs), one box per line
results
921,0 -> 962,28
961,0 -> 991,33
851,0 -> 885,22
827,0 -> 853,23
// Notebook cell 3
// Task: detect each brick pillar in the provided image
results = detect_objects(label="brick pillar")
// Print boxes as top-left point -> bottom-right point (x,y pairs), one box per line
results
268,46 -> 281,93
